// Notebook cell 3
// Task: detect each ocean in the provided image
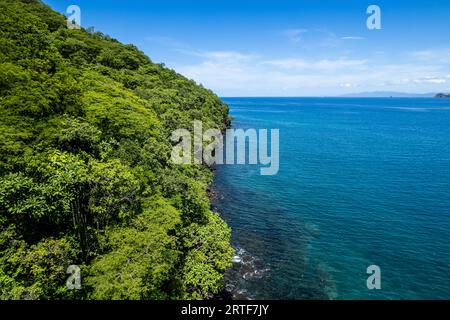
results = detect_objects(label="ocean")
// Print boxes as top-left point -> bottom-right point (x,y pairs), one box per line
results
211,97 -> 450,300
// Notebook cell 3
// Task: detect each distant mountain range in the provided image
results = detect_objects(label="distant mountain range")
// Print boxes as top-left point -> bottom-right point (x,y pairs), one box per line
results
340,91 -> 436,98
435,93 -> 450,98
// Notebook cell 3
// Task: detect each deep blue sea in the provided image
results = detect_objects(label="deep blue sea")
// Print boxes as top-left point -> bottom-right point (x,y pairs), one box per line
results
211,97 -> 450,300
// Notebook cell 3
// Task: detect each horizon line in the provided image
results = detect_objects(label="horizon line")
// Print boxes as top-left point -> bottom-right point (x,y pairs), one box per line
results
219,96 -> 439,99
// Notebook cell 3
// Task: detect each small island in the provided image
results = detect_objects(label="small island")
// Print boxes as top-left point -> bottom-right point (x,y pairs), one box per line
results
435,93 -> 450,98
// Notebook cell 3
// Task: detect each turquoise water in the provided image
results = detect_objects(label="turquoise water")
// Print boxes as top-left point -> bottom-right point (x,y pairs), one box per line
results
212,97 -> 450,300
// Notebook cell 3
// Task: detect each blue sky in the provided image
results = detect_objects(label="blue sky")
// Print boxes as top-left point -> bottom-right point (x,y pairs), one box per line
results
44,0 -> 450,96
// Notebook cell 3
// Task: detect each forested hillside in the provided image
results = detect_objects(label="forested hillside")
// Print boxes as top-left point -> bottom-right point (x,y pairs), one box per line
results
0,0 -> 233,299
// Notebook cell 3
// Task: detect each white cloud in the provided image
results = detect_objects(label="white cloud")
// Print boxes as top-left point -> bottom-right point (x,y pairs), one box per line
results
411,49 -> 450,63
147,33 -> 450,95
282,28 -> 341,49
177,51 -> 262,95
176,49 -> 259,63
263,58 -> 367,71
173,45 -> 450,96
412,76 -> 447,84
341,36 -> 365,40
283,29 -> 308,44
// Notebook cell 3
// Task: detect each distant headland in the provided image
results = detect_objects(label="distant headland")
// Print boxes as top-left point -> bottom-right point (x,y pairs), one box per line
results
340,91 -> 450,98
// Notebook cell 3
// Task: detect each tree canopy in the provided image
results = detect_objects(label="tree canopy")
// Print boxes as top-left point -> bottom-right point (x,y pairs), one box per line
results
0,0 -> 233,300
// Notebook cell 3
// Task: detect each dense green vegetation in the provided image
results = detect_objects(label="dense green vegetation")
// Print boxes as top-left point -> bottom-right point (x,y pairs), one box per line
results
0,0 -> 233,300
